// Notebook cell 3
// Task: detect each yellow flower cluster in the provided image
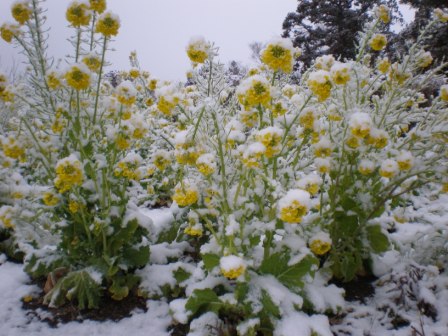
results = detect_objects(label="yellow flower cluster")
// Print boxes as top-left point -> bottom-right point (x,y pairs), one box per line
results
2,137 -> 25,160
65,64 -> 91,90
309,232 -> 332,256
95,11 -> 120,37
260,38 -> 294,73
440,85 -> 448,102
186,36 -> 209,64
330,63 -> 351,85
237,76 -> 271,108
416,51 -> 433,68
376,5 -> 390,24
220,255 -> 246,280
153,151 -> 171,171
82,55 -> 102,72
116,81 -> 137,106
369,34 -> 387,51
54,156 -> 84,193
308,70 -> 332,102
278,189 -> 311,224
1,23 -> 20,43
184,226 -> 203,237
42,191 -> 59,206
172,181 -> 199,207
0,207 -> 14,229
196,153 -> 216,176
11,1 -> 32,25
114,159 -> 142,180
89,0 -> 106,13
46,72 -> 61,90
256,127 -> 283,158
157,95 -> 179,116
68,199 -> 82,213
66,1 -> 91,27
377,58 -> 391,74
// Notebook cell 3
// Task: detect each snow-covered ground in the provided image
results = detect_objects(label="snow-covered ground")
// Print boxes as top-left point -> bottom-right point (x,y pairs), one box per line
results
1,190 -> 447,336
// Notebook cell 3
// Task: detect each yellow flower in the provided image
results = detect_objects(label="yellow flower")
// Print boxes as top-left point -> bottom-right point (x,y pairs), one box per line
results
299,108 -> 316,130
172,181 -> 199,207
157,95 -> 179,115
366,129 -> 388,149
2,137 -> 25,160
115,134 -> 130,150
11,1 -> 32,25
313,137 -> 333,158
379,159 -> 398,178
389,62 -> 411,85
307,70 -> 332,102
51,118 -> 65,134
116,81 -> 137,106
89,0 -> 106,13
260,38 -> 294,73
271,102 -> 287,118
241,142 -> 265,168
315,55 -> 335,71
346,136 -> 360,149
237,76 -> 271,109
349,112 -> 372,138
358,159 -> 374,175
129,68 -> 140,79
442,183 -> 448,193
278,189 -> 311,224
0,207 -> 14,229
440,85 -> 448,102
256,127 -> 283,158
416,51 -> 433,68
184,225 -> 203,237
196,153 -> 216,176
186,36 -> 209,64
54,155 -> 84,193
220,255 -> 246,280
330,63 -> 350,85
1,23 -> 20,43
377,58 -> 391,74
148,79 -> 157,91
369,34 -> 387,51
396,151 -> 414,171
68,199 -> 82,213
65,64 -> 91,90
114,155 -> 142,180
153,151 -> 171,171
46,72 -> 61,90
309,232 -> 332,255
95,11 -> 120,37
82,55 -> 102,72
434,8 -> 448,23
43,191 -> 59,206
66,1 -> 91,27
376,5 -> 390,24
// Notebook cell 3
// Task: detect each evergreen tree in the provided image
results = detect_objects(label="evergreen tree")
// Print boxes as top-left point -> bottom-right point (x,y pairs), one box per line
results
399,0 -> 448,64
282,0 -> 400,70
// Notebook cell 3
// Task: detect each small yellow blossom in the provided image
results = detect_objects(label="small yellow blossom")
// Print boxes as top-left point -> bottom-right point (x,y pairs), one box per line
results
278,189 -> 311,224
11,1 -> 32,25
396,151 -> 414,171
128,68 -> 140,79
379,159 -> 399,179
308,70 -> 332,101
315,55 -> 335,71
115,134 -> 130,150
377,58 -> 391,74
116,81 -> 136,106
172,181 -> 199,207
389,63 -> 411,84
442,183 -> 448,193
54,155 -> 84,193
2,137 -> 25,160
434,8 -> 448,23
346,136 -> 360,149
260,38 -> 294,73
220,255 -> 246,279
157,95 -> 179,115
65,64 -> 91,90
1,23 -> 20,43
196,153 -> 216,176
376,5 -> 390,24
237,76 -> 271,108
186,36 -> 209,64
330,63 -> 350,85
43,191 -> 59,206
114,157 -> 142,180
358,160 -> 374,175
369,34 -> 387,51
440,85 -> 448,102
309,232 -> 332,255
82,55 -> 102,72
184,226 -> 203,237
271,102 -> 287,118
95,11 -> 120,37
416,51 -> 433,68
299,108 -> 316,130
66,1 -> 91,27
46,72 -> 61,90
0,207 -> 14,229
256,127 -> 283,158
68,199 -> 82,213
148,79 -> 157,91
89,0 -> 106,13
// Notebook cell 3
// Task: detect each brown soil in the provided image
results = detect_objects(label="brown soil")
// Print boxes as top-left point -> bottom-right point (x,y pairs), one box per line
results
22,287 -> 148,327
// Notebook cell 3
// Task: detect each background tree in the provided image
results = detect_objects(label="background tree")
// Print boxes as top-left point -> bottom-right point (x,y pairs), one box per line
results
398,0 -> 448,65
282,0 -> 401,70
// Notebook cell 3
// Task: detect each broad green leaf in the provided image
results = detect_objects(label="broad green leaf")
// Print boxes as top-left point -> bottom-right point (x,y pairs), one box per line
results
185,288 -> 222,315
202,253 -> 220,271
260,290 -> 280,318
173,267 -> 190,283
366,225 -> 389,253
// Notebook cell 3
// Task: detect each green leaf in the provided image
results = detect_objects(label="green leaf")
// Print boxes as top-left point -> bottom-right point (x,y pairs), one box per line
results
366,225 -> 389,253
122,245 -> 150,268
185,288 -> 222,315
260,252 -> 318,289
202,253 -> 220,271
260,289 -> 280,318
173,267 -> 190,283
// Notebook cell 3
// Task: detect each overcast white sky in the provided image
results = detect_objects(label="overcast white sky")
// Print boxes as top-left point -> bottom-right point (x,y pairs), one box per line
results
0,0 -> 414,81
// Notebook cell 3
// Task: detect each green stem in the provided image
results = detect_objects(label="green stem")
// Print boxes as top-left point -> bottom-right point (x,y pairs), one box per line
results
93,36 -> 108,124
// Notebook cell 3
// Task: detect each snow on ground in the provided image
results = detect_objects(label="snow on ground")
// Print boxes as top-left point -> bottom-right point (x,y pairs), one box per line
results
1,189 -> 447,336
